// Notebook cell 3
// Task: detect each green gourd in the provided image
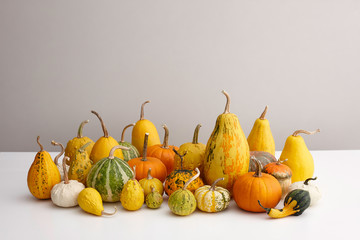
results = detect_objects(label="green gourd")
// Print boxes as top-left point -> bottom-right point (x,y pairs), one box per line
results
118,123 -> 140,162
145,185 -> 163,209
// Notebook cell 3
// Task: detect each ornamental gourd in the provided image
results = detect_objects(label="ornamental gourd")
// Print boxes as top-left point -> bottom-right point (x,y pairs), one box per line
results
233,157 -> 282,212
194,177 -> 231,213
145,185 -> 163,209
68,142 -> 93,185
139,168 -> 164,197
27,136 -> 61,199
51,140 -> 69,181
280,129 -> 320,182
87,145 -> 133,202
248,151 -> 277,172
287,177 -> 321,205
247,106 -> 275,155
132,101 -> 161,155
168,168 -> 200,216
120,166 -> 145,211
90,110 -> 124,164
78,188 -> 117,216
65,120 -> 94,165
263,159 -> 292,198
118,123 -> 140,162
147,124 -> 179,174
203,90 -> 250,191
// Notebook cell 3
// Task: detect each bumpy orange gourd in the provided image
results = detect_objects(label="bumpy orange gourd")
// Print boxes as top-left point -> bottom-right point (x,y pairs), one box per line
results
147,124 -> 179,174
27,136 -> 61,199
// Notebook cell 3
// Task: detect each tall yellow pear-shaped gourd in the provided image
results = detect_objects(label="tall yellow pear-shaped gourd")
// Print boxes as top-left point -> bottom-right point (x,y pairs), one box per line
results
280,129 -> 320,182
132,101 -> 161,155
203,90 -> 250,191
247,106 -> 275,155
90,110 -> 123,163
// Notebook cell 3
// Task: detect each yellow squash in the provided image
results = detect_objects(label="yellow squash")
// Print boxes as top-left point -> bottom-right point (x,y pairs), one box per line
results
68,142 -> 93,184
203,90 -> 250,191
132,101 -> 161,155
78,188 -> 117,216
280,129 -> 320,182
247,106 -> 275,155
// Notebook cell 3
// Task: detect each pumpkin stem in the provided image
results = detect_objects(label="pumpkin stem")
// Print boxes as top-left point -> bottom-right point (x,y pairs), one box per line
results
173,148 -> 187,170
140,101 -> 150,120
292,129 -> 320,137
277,158 -> 288,165
258,200 -> 271,214
210,177 -> 224,191
91,110 -> 109,138
251,156 -> 262,177
51,140 -> 65,166
78,142 -> 92,153
120,123 -> 136,143
221,90 -> 231,114
63,156 -> 70,184
147,168 -> 153,180
142,133 -> 149,161
161,124 -> 170,149
102,206 -> 118,216
77,120 -> 89,138
192,124 -> 202,144
304,177 -> 317,185
36,136 -> 44,152
108,145 -> 129,159
183,168 -> 200,190
259,105 -> 268,120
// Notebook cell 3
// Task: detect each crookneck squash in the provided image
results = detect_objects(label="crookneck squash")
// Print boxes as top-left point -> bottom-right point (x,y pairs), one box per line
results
118,123 -> 140,162
78,187 -> 117,216
68,142 -> 93,185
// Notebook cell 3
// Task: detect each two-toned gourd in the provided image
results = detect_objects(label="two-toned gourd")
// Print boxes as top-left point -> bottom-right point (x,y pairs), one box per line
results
118,123 -> 140,162
87,145 -> 133,202
68,142 -> 93,184
139,168 -> 164,197
51,140 -> 68,181
287,177 -> 321,205
120,166 -> 145,211
78,188 -> 117,216
263,159 -> 292,198
27,136 -> 61,199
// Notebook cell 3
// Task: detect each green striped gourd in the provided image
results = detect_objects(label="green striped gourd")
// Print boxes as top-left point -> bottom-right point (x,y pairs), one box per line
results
86,145 -> 133,202
118,123 -> 140,162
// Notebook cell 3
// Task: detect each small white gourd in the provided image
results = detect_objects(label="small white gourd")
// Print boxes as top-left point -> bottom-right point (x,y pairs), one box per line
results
51,140 -> 69,181
51,157 -> 85,207
286,177 -> 321,206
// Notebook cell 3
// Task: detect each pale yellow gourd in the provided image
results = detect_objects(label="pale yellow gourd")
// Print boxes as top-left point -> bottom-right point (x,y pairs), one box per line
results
77,188 -> 117,216
120,166 -> 145,211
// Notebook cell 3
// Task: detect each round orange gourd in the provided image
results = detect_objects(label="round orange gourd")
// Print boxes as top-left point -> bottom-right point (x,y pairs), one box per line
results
147,124 -> 179,174
233,157 -> 282,212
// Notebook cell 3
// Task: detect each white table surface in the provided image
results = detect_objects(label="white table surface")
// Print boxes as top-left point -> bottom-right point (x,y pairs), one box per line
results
1,150 -> 359,240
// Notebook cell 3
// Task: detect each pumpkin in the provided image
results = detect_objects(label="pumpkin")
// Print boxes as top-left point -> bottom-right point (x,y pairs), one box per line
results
174,124 -> 206,174
164,149 -> 204,196
68,142 -> 93,185
51,140 -> 69,181
86,145 -> 133,202
51,157 -> 85,207
27,136 -> 61,199
168,168 -> 200,216
203,90 -> 250,191
247,106 -> 275,155
233,157 -> 282,212
263,159 -> 292,197
145,186 -> 163,209
78,188 -> 117,216
90,110 -> 124,164
132,101 -> 161,155
248,151 -> 277,172
120,166 -> 145,211
128,133 -> 167,182
258,189 -> 311,218
194,177 -> 231,213
287,177 -> 321,205
118,123 -> 140,162
65,120 -> 94,165
139,168 -> 164,197
147,124 -> 179,174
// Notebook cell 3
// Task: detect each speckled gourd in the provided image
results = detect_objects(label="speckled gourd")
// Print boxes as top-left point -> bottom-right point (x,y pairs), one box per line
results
68,142 -> 93,185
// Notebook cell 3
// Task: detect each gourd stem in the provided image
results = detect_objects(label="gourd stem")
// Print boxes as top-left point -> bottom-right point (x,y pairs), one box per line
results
173,148 -> 186,170
91,110 -> 109,138
79,142 -> 92,153
147,168 -> 153,179
251,156 -> 262,177
142,133 -> 149,161
120,123 -> 135,143
108,145 -> 129,159
259,105 -> 268,120
51,140 -> 65,166
77,120 -> 89,138
222,90 -> 231,114
102,206 -> 117,216
63,157 -> 70,184
132,166 -> 136,180
304,177 -> 317,185
150,185 -> 156,193
183,168 -> 200,190
210,177 -> 224,191
192,124 -> 202,144
140,101 -> 150,120
277,158 -> 288,165
292,129 -> 320,137
161,124 -> 169,149
36,136 -> 44,152
258,200 -> 271,214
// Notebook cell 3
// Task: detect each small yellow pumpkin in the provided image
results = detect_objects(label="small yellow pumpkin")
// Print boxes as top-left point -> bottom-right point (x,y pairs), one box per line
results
139,168 -> 164,197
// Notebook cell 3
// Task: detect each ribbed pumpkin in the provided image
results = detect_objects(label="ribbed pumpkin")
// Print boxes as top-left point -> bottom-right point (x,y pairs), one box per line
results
263,159 -> 292,197
68,142 -> 93,185
128,133 -> 167,182
27,136 -> 61,199
164,149 -> 204,196
118,123 -> 140,162
203,90 -> 250,191
86,145 -> 133,202
51,140 -> 68,181
174,124 -> 206,174
147,124 -> 179,174
233,157 -> 282,212
248,151 -> 277,172
139,168 -> 164,197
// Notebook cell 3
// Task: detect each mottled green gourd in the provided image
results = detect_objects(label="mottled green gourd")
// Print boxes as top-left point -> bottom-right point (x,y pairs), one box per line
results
118,123 -> 140,162
168,168 -> 200,216
145,185 -> 163,209
68,142 -> 93,185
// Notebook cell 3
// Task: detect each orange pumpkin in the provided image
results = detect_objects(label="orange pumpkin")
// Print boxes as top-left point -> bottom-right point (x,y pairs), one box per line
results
147,124 -> 179,174
233,157 -> 282,212
128,133 -> 167,182
263,159 -> 292,197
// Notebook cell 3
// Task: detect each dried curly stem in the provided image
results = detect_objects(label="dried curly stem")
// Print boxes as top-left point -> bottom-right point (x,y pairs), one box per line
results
140,101 -> 150,120
51,140 -> 65,166
210,177 -> 224,191
91,110 -> 109,138
292,129 -> 320,137
259,106 -> 268,120
222,90 -> 231,114
173,148 -> 187,170
251,156 -> 262,177
63,157 -> 70,184
102,206 -> 118,216
77,120 -> 89,138
192,124 -> 202,144
183,168 -> 200,190
36,136 -> 44,152
108,145 -> 129,159
304,177 -> 317,185
161,124 -> 170,149
120,123 -> 135,143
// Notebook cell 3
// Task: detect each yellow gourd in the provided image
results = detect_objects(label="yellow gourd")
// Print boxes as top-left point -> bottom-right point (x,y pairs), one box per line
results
247,106 -> 275,155
139,168 -> 164,197
280,129 -> 320,182
90,110 -> 123,163
68,142 -> 93,184
120,166 -> 145,211
77,188 -> 117,216
131,101 -> 161,155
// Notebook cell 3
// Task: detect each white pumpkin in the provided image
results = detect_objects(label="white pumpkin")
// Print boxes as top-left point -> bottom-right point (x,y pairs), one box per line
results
286,177 -> 321,206
51,140 -> 70,181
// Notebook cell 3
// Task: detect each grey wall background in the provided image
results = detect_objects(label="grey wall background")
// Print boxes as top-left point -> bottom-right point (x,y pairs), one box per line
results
1,0 -> 359,152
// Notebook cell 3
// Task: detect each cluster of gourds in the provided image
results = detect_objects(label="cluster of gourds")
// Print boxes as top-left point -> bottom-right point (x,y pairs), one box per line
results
27,90 -> 322,218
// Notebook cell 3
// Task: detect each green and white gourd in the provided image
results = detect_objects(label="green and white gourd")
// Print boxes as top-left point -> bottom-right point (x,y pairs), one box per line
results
86,145 -> 134,202
118,123 -> 140,162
